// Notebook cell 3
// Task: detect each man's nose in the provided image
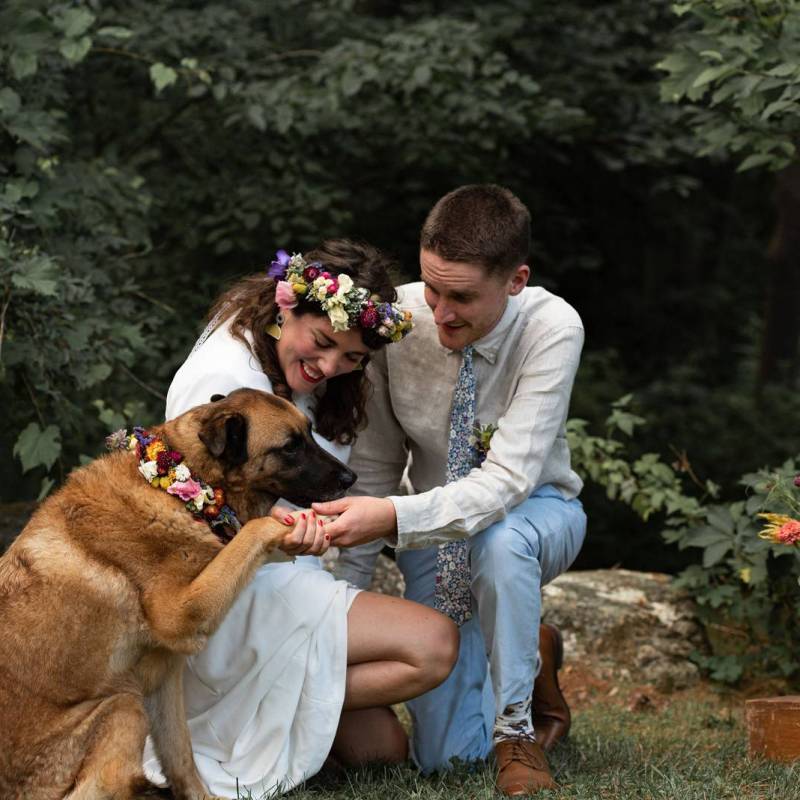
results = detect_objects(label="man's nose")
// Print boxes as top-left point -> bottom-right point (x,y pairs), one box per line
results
433,302 -> 456,325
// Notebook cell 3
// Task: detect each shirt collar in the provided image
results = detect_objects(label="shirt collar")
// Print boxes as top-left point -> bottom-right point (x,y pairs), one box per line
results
448,294 -> 520,365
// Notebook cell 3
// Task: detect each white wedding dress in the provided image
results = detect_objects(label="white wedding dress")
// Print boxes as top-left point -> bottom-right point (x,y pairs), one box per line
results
143,319 -> 358,798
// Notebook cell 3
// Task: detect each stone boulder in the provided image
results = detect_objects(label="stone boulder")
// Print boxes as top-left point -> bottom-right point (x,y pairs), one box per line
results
542,569 -> 704,692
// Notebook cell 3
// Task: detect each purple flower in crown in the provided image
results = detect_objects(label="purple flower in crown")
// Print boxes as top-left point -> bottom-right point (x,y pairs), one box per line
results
268,249 -> 291,280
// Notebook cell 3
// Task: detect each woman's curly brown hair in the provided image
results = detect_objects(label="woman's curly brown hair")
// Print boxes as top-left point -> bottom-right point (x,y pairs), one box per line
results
208,239 -> 399,445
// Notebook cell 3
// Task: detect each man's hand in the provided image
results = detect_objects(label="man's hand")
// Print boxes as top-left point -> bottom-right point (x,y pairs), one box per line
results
311,496 -> 397,548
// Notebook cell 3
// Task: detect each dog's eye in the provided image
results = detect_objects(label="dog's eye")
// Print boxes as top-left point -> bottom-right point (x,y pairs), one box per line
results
283,438 -> 301,455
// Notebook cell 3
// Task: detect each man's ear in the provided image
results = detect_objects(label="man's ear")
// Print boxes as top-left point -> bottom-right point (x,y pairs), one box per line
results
199,412 -> 249,466
508,263 -> 530,296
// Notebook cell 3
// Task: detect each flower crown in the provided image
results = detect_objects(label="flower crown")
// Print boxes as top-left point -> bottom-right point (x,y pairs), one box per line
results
267,249 -> 413,342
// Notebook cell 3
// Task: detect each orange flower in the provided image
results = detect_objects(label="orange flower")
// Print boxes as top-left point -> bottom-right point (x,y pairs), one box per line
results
758,513 -> 800,546
146,440 -> 167,461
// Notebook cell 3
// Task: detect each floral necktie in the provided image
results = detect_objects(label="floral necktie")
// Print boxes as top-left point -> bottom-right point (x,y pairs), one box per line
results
434,345 -> 482,626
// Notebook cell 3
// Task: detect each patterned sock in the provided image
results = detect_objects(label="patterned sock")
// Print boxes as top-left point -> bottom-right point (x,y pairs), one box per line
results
493,694 -> 536,743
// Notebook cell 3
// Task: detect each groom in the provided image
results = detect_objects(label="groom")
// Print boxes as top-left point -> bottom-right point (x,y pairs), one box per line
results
316,184 -> 586,794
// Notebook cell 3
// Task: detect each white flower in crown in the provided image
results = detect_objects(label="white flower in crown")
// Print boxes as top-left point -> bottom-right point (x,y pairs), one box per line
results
174,463 -> 191,482
288,253 -> 306,270
336,274 -> 354,296
138,460 -> 158,482
312,277 -> 332,301
328,305 -> 350,332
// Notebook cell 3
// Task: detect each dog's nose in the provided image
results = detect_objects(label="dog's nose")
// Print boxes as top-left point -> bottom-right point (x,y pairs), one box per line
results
339,468 -> 357,489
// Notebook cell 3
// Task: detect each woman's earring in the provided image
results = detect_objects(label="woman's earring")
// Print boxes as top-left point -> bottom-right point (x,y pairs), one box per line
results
266,311 -> 284,341
353,362 -> 363,371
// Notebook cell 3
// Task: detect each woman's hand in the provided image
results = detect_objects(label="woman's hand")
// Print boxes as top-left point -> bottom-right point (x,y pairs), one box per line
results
278,508 -> 331,557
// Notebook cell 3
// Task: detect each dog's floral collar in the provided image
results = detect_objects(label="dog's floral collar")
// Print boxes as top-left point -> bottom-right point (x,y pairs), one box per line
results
267,249 -> 413,342
105,427 -> 241,542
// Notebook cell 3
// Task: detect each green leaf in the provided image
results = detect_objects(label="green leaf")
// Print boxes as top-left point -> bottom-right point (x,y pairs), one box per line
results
736,152 -> 774,172
96,26 -> 134,39
761,99 -> 793,121
411,64 -> 432,86
0,87 -> 21,116
37,477 -> 55,501
60,36 -> 92,65
77,362 -> 113,389
767,63 -> 797,77
149,63 -> 178,94
687,528 -> 730,548
703,539 -> 732,568
55,8 -> 96,38
11,256 -> 60,296
692,65 -> 734,89
10,51 -> 38,79
13,423 -> 62,473
247,104 -> 267,131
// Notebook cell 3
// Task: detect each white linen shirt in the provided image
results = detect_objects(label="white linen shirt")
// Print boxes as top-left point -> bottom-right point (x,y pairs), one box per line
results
348,282 -> 584,550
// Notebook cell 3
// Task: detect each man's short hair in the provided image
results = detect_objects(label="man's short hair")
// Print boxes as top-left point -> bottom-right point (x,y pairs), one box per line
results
420,184 -> 531,277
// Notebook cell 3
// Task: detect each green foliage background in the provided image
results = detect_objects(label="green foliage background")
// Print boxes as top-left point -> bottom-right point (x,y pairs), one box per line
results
2,0 -> 800,667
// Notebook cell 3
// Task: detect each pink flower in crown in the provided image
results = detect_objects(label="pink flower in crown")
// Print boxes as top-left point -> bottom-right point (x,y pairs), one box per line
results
275,280 -> 298,310
327,278 -> 339,294
167,478 -> 204,502
303,266 -> 320,281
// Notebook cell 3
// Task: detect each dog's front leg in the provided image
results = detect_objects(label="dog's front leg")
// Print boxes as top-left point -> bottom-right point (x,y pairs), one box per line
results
143,516 -> 288,653
145,657 -> 221,800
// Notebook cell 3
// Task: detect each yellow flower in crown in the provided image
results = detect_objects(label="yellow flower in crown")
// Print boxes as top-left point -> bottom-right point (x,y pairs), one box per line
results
146,440 -> 167,461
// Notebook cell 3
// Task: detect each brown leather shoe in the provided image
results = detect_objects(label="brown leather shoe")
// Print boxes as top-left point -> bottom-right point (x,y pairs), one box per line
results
495,737 -> 557,795
532,623 -> 571,752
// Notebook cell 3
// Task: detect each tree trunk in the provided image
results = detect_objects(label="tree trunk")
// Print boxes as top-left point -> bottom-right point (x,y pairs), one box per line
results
758,164 -> 800,389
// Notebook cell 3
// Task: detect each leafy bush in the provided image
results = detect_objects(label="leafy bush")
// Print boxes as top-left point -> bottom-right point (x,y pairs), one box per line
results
570,397 -> 800,683
657,0 -> 800,171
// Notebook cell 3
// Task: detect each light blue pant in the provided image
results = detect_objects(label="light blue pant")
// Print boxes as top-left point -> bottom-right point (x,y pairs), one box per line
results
397,485 -> 586,772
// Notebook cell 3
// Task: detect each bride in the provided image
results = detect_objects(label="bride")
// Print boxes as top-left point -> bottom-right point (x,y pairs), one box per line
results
144,239 -> 458,798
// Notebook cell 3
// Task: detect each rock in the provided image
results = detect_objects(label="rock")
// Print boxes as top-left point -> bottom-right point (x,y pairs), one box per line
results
367,552 -> 406,596
542,569 -> 704,692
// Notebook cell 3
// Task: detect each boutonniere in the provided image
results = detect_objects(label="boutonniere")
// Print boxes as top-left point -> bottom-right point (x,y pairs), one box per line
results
470,421 -> 498,458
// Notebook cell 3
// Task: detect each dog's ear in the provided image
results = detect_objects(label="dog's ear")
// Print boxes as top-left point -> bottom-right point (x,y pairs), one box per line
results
210,393 -> 226,403
199,412 -> 249,466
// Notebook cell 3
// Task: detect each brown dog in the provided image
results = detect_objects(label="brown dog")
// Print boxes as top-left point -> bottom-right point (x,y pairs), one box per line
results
0,388 -> 355,800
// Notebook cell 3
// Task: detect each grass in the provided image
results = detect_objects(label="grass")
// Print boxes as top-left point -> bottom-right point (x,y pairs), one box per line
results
267,693 -> 800,800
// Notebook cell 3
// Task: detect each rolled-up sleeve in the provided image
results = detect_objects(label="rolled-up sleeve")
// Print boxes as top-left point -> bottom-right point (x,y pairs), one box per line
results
391,325 -> 584,549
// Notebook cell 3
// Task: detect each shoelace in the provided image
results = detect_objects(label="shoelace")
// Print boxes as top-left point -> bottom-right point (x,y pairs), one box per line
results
501,737 -> 546,771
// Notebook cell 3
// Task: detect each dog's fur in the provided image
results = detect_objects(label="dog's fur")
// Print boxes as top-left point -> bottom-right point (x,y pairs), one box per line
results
0,388 -> 356,800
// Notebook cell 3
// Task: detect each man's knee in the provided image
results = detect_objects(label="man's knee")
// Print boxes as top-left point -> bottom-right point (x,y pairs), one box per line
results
469,516 -> 538,580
